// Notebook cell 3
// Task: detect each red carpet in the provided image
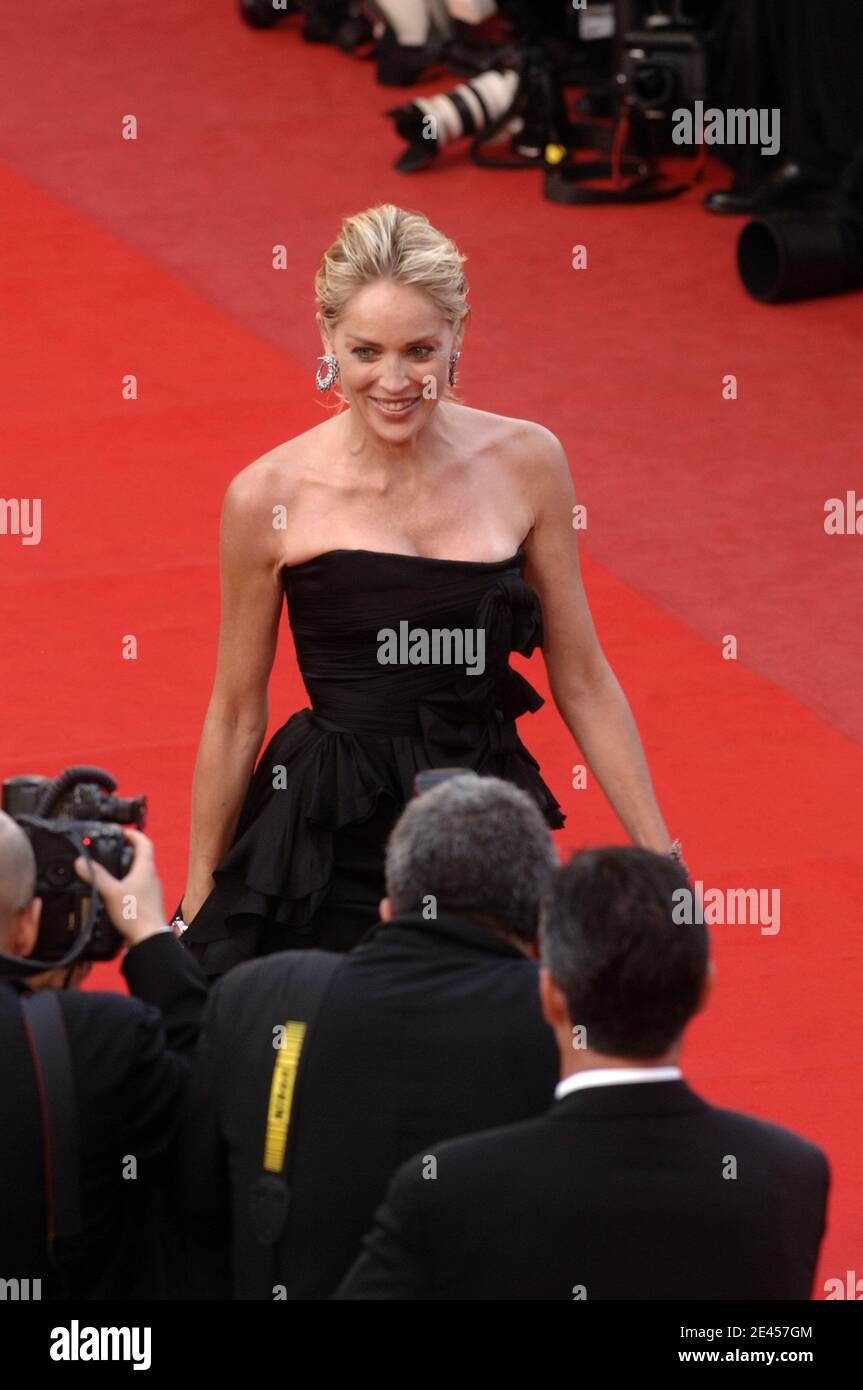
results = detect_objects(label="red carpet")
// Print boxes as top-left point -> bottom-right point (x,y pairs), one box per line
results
1,2 -> 860,1297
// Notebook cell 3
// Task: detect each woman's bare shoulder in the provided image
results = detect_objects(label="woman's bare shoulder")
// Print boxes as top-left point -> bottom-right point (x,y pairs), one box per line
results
454,401 -> 555,449
454,403 -> 561,487
225,416 -> 339,507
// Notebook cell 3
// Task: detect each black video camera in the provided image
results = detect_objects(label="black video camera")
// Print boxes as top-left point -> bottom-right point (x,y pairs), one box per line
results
1,767 -> 147,969
618,1 -> 709,144
620,26 -> 706,112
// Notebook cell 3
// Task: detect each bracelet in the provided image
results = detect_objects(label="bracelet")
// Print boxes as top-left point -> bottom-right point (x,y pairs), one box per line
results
668,838 -> 690,880
170,898 -> 188,936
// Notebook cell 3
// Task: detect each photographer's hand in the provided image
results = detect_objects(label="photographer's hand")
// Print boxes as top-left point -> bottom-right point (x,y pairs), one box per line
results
74,828 -> 168,948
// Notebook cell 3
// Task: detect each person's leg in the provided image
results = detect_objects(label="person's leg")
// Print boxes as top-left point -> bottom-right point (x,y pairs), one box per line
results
707,0 -> 863,212
787,0 -> 863,177
706,0 -> 775,209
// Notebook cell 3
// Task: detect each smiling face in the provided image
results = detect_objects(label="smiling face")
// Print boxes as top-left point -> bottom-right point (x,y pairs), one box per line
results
323,278 -> 462,437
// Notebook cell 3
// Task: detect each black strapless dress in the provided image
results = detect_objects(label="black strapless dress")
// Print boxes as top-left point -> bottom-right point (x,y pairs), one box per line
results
182,546 -> 566,977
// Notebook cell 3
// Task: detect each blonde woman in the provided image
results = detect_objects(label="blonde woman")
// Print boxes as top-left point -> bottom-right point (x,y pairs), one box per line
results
178,204 -> 678,978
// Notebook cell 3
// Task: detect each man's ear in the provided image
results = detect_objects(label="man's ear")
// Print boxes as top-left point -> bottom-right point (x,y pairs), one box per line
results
8,896 -> 41,959
378,896 -> 392,923
539,966 -> 568,1032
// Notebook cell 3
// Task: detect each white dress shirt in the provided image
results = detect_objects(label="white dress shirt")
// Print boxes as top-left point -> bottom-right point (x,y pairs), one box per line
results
555,1066 -> 682,1100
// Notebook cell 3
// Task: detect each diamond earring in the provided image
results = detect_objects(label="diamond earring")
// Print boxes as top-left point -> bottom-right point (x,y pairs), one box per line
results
448,351 -> 461,387
316,354 -> 340,391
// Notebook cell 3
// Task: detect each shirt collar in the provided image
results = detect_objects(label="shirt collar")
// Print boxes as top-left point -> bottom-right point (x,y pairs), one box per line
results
555,1066 -> 682,1100
371,909 -> 530,960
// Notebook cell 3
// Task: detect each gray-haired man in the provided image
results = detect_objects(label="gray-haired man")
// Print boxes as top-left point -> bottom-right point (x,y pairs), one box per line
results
177,774 -> 560,1299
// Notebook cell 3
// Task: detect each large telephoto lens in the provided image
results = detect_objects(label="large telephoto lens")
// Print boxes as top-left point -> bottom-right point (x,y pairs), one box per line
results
738,210 -> 863,304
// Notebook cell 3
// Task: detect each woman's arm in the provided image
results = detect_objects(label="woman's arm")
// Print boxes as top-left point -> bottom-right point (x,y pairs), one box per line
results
182,466 -> 286,922
520,428 -> 673,854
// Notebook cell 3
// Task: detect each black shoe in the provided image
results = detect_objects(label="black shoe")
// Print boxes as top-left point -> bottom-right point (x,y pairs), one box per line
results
704,159 -> 835,215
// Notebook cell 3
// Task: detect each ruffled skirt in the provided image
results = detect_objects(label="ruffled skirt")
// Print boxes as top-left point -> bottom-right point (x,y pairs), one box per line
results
182,707 -> 565,978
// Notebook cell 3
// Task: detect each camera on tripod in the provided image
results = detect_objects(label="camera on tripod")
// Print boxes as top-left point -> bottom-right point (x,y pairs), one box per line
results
618,1 -> 707,127
2,767 -> 147,965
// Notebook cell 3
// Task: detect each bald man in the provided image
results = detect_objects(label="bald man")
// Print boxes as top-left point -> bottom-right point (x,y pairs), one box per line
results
0,812 -> 209,1298
0,811 -> 91,991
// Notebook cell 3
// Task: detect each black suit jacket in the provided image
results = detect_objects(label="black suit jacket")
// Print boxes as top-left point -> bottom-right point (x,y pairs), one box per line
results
0,932 -> 208,1299
177,910 -> 559,1298
335,1079 -> 830,1300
